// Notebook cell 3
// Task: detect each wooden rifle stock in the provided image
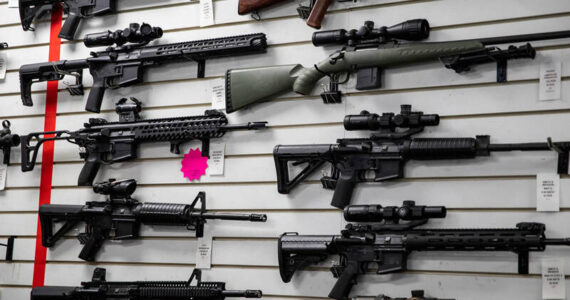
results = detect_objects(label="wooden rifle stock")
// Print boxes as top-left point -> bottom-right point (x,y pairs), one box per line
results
238,0 -> 289,14
306,0 -> 332,29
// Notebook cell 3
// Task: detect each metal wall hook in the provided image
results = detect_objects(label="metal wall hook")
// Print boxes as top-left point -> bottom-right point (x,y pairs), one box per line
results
547,137 -> 564,154
0,236 -> 15,261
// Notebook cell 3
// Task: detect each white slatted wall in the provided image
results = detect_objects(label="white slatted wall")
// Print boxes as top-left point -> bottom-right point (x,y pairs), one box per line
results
1,0 -> 570,299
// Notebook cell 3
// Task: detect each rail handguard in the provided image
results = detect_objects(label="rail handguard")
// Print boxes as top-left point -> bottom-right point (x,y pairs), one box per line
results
225,19 -> 570,112
278,201 -> 570,300
19,23 -> 267,112
19,0 -> 117,40
273,104 -> 570,208
31,267 -> 263,299
21,98 -> 268,186
40,178 -> 267,261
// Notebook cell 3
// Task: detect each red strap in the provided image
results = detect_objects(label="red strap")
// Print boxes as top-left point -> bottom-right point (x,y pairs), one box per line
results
32,4 -> 63,288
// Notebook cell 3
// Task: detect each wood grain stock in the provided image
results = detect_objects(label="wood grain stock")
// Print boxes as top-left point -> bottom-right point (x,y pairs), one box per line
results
306,0 -> 332,29
238,0 -> 289,14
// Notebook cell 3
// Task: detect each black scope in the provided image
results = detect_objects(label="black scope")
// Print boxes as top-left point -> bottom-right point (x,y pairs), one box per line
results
312,19 -> 430,47
344,201 -> 446,222
344,104 -> 439,131
93,179 -> 137,197
84,23 -> 163,47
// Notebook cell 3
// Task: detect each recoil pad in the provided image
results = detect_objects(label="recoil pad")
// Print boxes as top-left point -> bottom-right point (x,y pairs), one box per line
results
136,202 -> 190,225
139,286 -> 221,297
408,138 -> 478,159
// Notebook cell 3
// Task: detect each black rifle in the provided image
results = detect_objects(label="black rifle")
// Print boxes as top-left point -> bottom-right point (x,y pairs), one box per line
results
21,97 -> 268,186
278,201 -> 570,300
20,23 -> 268,112
19,0 -> 116,40
0,121 -> 21,165
31,267 -> 263,299
40,178 -> 268,261
274,104 -> 570,208
354,290 -> 454,300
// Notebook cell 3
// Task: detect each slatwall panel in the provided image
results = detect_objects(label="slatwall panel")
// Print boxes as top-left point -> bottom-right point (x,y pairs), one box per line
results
1,0 -> 570,299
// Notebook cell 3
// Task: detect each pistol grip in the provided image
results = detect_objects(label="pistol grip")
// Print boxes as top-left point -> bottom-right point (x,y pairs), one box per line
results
78,235 -> 104,262
330,171 -> 357,209
78,157 -> 101,186
328,261 -> 359,300
85,80 -> 106,113
306,0 -> 332,29
58,12 -> 82,40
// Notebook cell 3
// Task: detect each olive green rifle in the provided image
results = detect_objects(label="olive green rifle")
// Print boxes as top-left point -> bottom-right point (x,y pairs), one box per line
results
225,19 -> 570,113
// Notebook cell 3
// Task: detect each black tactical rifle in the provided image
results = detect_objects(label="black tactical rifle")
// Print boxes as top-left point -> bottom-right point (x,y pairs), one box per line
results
274,104 -> 570,209
21,98 -> 268,186
31,267 -> 263,299
225,19 -> 570,112
353,290 -> 454,300
19,22 -> 268,112
19,0 -> 116,40
40,178 -> 268,261
279,201 -> 570,300
0,121 -> 21,165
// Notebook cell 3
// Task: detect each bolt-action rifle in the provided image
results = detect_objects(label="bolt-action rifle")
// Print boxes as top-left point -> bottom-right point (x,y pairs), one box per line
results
19,0 -> 116,40
279,201 -> 570,300
0,121 -> 20,165
238,0 -> 355,29
225,19 -> 570,113
21,98 -> 268,186
40,178 -> 268,261
19,23 -> 268,113
274,105 -> 570,208
353,290 -> 454,300
31,267 -> 263,299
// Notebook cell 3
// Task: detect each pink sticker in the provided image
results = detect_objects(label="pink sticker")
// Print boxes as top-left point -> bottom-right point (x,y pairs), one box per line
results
181,148 -> 209,181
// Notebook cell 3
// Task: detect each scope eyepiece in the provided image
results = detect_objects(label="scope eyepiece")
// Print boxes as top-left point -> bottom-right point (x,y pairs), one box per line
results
84,23 -> 163,48
312,19 -> 430,47
344,104 -> 439,131
93,179 -> 137,197
344,201 -> 446,222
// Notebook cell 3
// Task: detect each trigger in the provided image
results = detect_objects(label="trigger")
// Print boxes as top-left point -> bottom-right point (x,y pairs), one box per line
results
170,142 -> 181,154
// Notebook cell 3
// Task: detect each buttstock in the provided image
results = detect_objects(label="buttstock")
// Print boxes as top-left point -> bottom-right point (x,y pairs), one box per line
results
306,0 -> 332,29
238,0 -> 288,15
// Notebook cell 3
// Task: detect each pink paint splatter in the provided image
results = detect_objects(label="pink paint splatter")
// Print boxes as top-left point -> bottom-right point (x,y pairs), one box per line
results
180,148 -> 209,181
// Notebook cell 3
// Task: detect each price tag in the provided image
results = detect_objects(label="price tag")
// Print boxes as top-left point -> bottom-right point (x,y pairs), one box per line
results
199,0 -> 215,27
539,62 -> 561,101
0,53 -> 7,80
542,259 -> 566,299
210,78 -> 226,110
208,143 -> 225,175
0,165 -> 7,191
8,0 -> 18,7
195,232 -> 213,269
536,173 -> 560,212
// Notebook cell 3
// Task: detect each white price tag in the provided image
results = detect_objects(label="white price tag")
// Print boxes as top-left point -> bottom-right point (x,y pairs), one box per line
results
542,259 -> 566,299
539,62 -> 561,101
537,173 -> 560,212
210,79 -> 226,110
8,0 -> 18,7
0,165 -> 6,191
208,143 -> 225,175
195,232 -> 213,269
0,52 -> 7,80
199,0 -> 215,27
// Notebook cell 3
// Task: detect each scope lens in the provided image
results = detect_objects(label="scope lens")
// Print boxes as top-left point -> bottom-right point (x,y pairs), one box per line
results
419,114 -> 439,126
84,31 -> 115,47
424,206 -> 446,218
386,19 -> 430,41
312,29 -> 348,46
344,113 -> 380,131
344,205 -> 385,222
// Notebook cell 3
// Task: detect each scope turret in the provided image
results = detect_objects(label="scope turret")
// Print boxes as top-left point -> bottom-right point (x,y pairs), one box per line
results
312,19 -> 430,47
344,201 -> 446,223
93,179 -> 137,198
84,23 -> 163,48
344,104 -> 439,131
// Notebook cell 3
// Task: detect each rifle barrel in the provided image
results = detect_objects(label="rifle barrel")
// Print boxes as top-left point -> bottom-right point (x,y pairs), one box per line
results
223,122 -> 268,130
474,30 -> 570,46
192,212 -> 267,222
488,142 -> 551,151
544,238 -> 570,246
222,290 -> 263,298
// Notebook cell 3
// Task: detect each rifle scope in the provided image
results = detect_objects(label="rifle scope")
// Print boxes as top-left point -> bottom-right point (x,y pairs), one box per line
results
84,23 -> 163,47
312,19 -> 430,47
93,179 -> 137,197
344,105 -> 439,131
344,201 -> 446,222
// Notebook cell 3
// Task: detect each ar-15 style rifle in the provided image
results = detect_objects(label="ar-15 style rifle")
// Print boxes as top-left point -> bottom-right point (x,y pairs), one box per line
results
0,121 -> 20,165
353,290 -> 454,300
273,104 -> 570,208
279,201 -> 570,300
225,19 -> 570,112
31,267 -> 263,299
238,0 -> 355,29
40,178 -> 268,261
21,98 -> 268,186
19,0 -> 116,40
20,22 -> 268,113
